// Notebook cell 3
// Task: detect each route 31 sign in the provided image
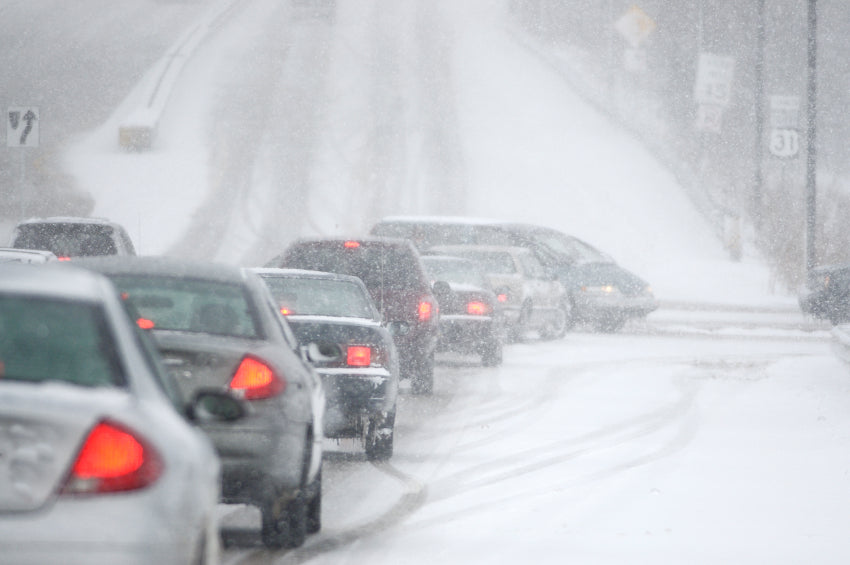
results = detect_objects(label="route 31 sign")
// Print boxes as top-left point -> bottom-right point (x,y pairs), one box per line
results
7,106 -> 39,147
769,128 -> 799,159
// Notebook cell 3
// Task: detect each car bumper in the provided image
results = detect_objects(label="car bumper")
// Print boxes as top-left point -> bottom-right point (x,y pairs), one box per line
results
0,495 -> 204,565
437,315 -> 497,352
318,367 -> 396,434
573,294 -> 658,320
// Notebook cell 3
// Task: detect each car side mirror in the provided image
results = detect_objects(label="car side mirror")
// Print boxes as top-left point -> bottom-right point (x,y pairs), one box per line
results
187,389 -> 246,423
386,320 -> 411,336
303,342 -> 342,364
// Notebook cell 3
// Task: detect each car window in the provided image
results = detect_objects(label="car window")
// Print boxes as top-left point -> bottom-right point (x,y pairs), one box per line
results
284,243 -> 427,291
519,252 -> 546,278
0,295 -> 124,387
109,275 -> 261,338
452,251 -> 517,275
422,258 -> 490,288
532,231 -> 608,263
12,223 -> 119,257
262,276 -> 378,319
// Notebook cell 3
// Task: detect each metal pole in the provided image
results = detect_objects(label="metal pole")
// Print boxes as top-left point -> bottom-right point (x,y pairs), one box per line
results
805,0 -> 818,271
753,0 -> 765,225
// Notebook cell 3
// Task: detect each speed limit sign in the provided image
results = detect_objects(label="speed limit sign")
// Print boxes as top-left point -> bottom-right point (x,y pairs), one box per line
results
769,128 -> 799,159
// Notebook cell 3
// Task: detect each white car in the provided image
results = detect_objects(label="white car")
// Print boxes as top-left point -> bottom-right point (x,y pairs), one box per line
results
0,263 -> 244,565
0,247 -> 57,263
429,244 -> 568,341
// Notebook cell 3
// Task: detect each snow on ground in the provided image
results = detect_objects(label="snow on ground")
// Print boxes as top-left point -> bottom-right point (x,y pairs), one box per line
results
58,2 -> 849,563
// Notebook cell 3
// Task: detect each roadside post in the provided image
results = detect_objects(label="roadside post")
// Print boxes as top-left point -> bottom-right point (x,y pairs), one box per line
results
7,106 -> 40,218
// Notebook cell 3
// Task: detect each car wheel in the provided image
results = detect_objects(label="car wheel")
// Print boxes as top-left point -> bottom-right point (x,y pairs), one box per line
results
480,339 -> 503,367
365,412 -> 395,461
540,304 -> 568,340
306,468 -> 322,534
410,352 -> 434,395
509,302 -> 533,343
261,492 -> 307,549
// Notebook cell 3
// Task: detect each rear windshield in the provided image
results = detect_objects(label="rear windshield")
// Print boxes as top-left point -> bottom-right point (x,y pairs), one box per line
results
446,251 -> 517,275
110,275 -> 261,338
13,223 -> 119,257
283,243 -> 427,292
261,276 -> 377,319
422,258 -> 490,288
0,296 -> 124,387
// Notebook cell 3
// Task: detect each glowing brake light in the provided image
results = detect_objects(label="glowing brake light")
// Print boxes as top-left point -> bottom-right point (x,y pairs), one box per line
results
229,356 -> 284,400
62,420 -> 163,494
57,256 -> 72,262
344,240 -> 360,248
418,300 -> 433,321
136,318 -> 155,330
496,293 -> 508,303
467,301 -> 491,315
347,345 -> 372,367
280,307 -> 293,316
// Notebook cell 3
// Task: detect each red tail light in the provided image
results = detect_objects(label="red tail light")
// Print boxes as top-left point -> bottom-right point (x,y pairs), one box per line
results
62,420 -> 163,494
347,345 -> 372,367
57,256 -> 71,262
467,301 -> 491,315
136,318 -> 155,330
344,240 -> 360,248
418,300 -> 434,321
496,293 -> 508,303
280,307 -> 293,316
229,356 -> 284,400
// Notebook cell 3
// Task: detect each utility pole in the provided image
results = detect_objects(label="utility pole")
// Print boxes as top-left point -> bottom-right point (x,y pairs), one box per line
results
805,0 -> 818,271
753,0 -> 765,226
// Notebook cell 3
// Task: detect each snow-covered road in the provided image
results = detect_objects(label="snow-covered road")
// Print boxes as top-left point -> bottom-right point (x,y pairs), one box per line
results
10,0 -> 850,562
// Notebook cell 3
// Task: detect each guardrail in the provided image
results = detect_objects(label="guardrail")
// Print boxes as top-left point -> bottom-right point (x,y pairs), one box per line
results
118,0 -> 243,150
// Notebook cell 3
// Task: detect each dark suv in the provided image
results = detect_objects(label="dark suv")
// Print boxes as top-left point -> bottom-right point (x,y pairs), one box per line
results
266,237 -> 440,394
8,216 -> 137,259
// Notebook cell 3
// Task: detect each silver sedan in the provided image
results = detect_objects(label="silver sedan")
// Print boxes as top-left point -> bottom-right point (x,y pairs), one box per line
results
0,263 -> 242,565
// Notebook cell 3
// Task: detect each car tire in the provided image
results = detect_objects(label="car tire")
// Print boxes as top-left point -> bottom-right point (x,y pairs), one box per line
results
410,352 -> 434,395
540,304 -> 569,340
480,339 -> 503,367
306,468 -> 322,534
509,302 -> 533,343
261,491 -> 307,549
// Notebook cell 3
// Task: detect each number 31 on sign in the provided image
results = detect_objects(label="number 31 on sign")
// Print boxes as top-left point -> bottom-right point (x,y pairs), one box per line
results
769,128 -> 799,159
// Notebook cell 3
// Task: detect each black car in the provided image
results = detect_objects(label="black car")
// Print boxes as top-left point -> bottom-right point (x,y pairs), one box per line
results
252,268 -> 399,460
799,263 -> 850,324
421,255 -> 504,366
266,237 -> 440,394
72,256 -> 326,549
9,216 -> 137,259
371,216 -> 658,332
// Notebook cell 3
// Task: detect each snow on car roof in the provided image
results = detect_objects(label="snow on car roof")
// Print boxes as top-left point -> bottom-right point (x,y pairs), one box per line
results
0,263 -> 115,301
377,215 -> 506,225
16,216 -> 120,226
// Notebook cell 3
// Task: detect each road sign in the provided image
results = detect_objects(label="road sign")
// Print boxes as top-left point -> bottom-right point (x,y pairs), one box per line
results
694,54 -> 735,107
7,106 -> 39,147
769,95 -> 799,128
615,5 -> 656,49
769,128 -> 800,159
